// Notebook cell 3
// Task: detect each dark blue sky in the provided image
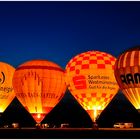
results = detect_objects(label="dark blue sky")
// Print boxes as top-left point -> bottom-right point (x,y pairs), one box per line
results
0,1 -> 140,69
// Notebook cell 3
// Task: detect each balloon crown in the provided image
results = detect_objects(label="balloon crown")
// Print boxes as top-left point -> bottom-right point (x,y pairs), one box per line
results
122,46 -> 140,54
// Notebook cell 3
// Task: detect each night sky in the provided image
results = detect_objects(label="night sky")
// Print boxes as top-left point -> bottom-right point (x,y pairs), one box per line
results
1,1 -> 140,68
0,1 -> 140,128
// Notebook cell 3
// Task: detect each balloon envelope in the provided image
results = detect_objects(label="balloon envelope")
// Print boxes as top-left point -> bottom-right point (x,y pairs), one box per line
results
115,47 -> 140,111
65,51 -> 119,122
0,62 -> 15,113
12,60 -> 67,123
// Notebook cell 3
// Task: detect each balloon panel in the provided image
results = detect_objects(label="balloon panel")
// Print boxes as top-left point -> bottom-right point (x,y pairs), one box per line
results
0,62 -> 15,112
67,70 -> 118,110
115,48 -> 140,109
66,51 -> 119,122
13,60 -> 66,123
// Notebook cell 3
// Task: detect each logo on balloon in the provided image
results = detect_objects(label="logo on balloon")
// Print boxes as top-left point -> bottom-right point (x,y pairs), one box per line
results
73,75 -> 87,89
0,72 -> 5,85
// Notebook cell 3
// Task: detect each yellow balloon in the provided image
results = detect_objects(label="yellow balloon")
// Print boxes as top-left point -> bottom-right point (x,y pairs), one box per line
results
65,51 -> 119,122
0,62 -> 15,113
115,47 -> 140,112
12,60 -> 67,123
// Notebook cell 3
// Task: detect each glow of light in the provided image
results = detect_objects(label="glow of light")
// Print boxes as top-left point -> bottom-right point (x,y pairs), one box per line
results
93,106 -> 101,110
94,109 -> 97,120
37,114 -> 41,119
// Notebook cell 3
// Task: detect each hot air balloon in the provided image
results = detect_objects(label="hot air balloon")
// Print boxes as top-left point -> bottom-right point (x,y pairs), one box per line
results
65,51 -> 119,125
12,60 -> 67,124
114,46 -> 140,112
0,62 -> 15,114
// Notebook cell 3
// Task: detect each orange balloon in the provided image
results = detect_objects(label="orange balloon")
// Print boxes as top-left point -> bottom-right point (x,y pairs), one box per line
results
65,51 -> 119,122
0,62 -> 15,113
12,60 -> 67,123
115,47 -> 140,112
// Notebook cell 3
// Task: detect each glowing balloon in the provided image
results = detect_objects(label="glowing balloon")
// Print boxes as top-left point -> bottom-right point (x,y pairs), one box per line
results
65,51 -> 119,123
114,47 -> 140,112
12,60 -> 67,123
0,62 -> 15,113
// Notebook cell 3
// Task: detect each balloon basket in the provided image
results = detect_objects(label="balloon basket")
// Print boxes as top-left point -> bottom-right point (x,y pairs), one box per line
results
35,123 -> 49,129
35,123 -> 42,129
92,122 -> 98,130
12,123 -> 20,128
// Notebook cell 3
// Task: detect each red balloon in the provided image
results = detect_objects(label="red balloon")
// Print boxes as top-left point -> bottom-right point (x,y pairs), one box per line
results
115,47 -> 140,112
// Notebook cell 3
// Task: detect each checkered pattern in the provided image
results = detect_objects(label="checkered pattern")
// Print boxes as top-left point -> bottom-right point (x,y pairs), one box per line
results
65,51 -> 118,112
66,51 -> 116,74
74,92 -> 114,110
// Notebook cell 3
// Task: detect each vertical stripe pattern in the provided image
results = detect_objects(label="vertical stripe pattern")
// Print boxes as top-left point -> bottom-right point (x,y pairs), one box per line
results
115,48 -> 140,110
117,50 -> 140,68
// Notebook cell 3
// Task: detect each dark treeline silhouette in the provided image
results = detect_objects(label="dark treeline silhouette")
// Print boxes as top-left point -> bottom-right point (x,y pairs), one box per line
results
0,91 -> 140,128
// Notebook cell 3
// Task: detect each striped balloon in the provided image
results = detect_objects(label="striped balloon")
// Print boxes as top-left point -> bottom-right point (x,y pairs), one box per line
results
115,47 -> 140,111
